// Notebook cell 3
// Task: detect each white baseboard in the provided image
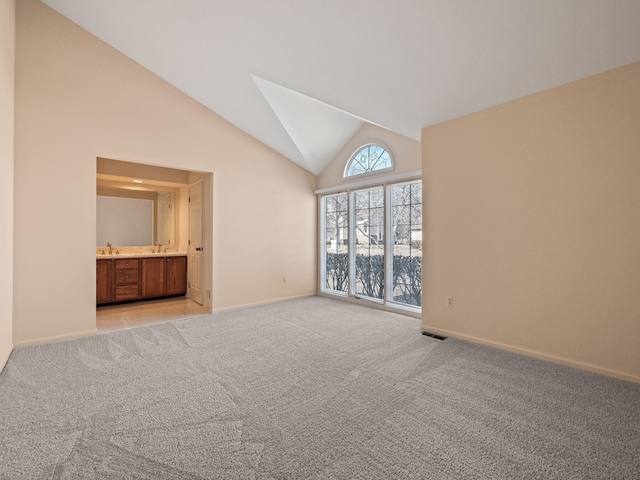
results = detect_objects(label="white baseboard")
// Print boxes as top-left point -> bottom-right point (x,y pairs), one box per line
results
13,329 -> 96,348
212,293 -> 316,314
420,324 -> 640,385
0,344 -> 13,373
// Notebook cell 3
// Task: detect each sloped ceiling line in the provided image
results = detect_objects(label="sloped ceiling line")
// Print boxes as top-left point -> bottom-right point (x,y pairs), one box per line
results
252,75 -> 366,175
40,0 -> 640,176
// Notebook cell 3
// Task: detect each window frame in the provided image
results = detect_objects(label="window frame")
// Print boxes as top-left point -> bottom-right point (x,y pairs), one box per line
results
387,180 -> 422,309
319,174 -> 422,315
351,185 -> 386,303
320,191 -> 349,297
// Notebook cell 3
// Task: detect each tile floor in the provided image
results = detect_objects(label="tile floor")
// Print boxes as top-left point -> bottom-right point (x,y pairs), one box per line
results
96,297 -> 211,332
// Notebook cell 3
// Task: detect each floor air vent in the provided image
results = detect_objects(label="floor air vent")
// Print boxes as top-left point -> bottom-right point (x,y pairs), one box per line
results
421,331 -> 448,341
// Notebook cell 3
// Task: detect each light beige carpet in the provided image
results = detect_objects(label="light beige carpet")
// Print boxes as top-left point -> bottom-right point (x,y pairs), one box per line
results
1,296 -> 639,479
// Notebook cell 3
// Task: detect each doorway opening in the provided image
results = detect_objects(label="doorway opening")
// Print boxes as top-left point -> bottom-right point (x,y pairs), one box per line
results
96,158 -> 213,331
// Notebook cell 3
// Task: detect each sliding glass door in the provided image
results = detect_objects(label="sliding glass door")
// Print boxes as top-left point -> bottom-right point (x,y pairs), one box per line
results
354,186 -> 385,300
322,193 -> 348,294
321,180 -> 422,311
389,182 -> 422,307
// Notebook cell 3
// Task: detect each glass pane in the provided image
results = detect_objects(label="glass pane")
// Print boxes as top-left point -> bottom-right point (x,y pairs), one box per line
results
346,144 -> 393,177
411,182 -> 422,202
410,204 -> 422,225
390,181 -> 422,306
394,184 -> 412,206
370,188 -> 384,208
392,205 -> 409,226
324,193 -> 348,293
355,187 -> 384,299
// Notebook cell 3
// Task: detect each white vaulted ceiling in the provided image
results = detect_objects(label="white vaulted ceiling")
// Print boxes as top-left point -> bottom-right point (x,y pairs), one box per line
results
41,0 -> 640,175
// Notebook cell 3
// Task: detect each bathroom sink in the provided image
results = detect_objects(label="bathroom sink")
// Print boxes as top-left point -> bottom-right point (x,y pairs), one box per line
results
96,251 -> 187,259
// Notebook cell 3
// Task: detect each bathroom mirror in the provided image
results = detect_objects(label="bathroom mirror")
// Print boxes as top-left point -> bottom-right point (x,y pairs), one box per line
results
96,186 -> 176,247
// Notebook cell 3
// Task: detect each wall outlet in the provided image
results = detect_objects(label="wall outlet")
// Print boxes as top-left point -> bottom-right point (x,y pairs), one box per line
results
446,296 -> 454,308
282,276 -> 287,284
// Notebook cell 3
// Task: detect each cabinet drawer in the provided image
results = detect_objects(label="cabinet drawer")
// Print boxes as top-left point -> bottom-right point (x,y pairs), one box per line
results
115,285 -> 139,300
115,258 -> 140,270
115,269 -> 139,285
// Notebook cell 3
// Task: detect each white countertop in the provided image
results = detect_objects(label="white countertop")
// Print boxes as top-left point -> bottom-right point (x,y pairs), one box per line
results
96,251 -> 187,259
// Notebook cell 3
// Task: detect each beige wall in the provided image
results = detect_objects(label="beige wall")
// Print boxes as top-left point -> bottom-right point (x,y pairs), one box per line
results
422,62 -> 640,383
317,123 -> 421,189
13,0 -> 317,346
96,186 -> 158,202
97,158 -> 191,185
0,0 -> 15,370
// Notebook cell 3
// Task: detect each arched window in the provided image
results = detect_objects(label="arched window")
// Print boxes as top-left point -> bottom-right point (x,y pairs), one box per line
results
344,143 -> 393,178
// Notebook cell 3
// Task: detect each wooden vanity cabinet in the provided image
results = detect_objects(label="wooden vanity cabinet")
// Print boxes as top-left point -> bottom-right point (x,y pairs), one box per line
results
141,257 -> 165,298
165,256 -> 187,295
97,255 -> 186,305
141,256 -> 187,298
114,258 -> 140,301
96,259 -> 113,304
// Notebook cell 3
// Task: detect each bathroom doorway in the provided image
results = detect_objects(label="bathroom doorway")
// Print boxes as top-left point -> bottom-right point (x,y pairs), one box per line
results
96,158 -> 213,331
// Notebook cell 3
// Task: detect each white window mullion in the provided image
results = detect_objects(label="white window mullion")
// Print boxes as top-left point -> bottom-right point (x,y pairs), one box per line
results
384,184 -> 393,304
319,196 -> 327,293
348,191 -> 356,298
